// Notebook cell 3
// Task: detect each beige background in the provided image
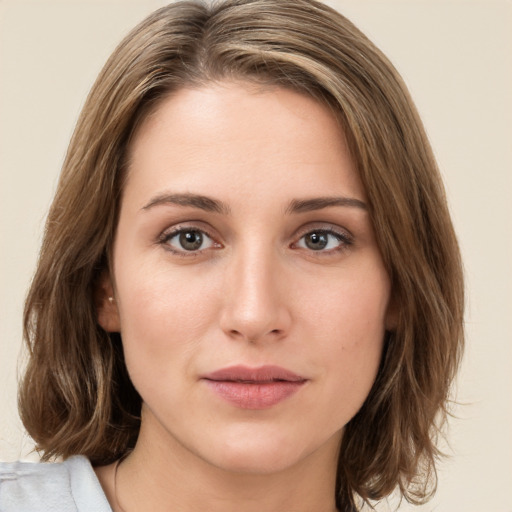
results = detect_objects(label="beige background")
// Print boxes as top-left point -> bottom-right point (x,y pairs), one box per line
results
1,1 -> 511,510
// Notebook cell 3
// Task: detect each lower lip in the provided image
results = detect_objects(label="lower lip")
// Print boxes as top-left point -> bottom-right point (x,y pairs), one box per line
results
204,380 -> 305,409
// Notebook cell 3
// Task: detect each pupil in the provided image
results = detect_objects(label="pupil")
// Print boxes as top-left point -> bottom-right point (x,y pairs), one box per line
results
306,232 -> 328,250
179,231 -> 202,250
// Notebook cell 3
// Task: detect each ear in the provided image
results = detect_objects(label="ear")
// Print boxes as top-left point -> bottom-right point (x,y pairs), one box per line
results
384,294 -> 399,332
96,272 -> 121,332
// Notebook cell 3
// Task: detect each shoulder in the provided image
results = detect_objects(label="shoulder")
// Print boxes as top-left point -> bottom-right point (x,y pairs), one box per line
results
0,455 -> 112,512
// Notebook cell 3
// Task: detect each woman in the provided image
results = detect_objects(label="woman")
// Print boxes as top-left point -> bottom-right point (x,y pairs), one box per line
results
0,0 -> 464,511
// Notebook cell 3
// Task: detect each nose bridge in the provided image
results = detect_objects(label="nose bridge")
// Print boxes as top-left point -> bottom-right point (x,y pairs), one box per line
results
220,239 -> 290,343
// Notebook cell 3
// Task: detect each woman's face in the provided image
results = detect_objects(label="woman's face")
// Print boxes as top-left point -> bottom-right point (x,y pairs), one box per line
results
101,82 -> 393,474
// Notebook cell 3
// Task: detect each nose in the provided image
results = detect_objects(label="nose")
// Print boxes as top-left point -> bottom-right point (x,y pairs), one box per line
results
219,244 -> 292,344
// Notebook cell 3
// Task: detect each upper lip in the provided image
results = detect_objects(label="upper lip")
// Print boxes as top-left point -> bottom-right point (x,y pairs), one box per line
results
202,365 -> 306,383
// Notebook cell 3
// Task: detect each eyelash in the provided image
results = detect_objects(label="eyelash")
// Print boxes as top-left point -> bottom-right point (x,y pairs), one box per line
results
292,228 -> 353,254
158,225 -> 353,257
158,225 -> 219,258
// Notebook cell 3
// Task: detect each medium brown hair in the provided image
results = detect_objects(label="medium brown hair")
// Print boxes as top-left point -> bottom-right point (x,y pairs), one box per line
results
19,1 -> 464,509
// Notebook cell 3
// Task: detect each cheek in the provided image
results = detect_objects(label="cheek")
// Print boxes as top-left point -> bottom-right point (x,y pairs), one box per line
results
297,263 -> 390,349
295,263 -> 389,411
113,259 -> 221,383
309,309 -> 385,429
117,253 -> 219,326
310,287 -> 386,388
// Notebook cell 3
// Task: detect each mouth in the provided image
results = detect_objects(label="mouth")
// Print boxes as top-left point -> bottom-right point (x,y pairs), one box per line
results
201,365 -> 308,409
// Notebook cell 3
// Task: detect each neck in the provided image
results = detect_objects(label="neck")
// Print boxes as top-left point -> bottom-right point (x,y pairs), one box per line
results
112,411 -> 341,512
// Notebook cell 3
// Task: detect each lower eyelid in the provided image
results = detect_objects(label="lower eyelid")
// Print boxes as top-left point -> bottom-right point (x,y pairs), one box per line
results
159,227 -> 217,252
158,225 -> 352,255
302,229 -> 351,242
292,229 -> 354,253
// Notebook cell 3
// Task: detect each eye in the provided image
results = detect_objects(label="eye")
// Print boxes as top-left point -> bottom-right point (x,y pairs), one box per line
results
295,229 -> 352,252
162,228 -> 215,253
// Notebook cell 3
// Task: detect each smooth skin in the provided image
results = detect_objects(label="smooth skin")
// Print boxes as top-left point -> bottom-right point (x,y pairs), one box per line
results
95,82 -> 395,512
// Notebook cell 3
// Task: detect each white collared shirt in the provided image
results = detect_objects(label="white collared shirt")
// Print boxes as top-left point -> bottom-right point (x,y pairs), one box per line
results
0,455 -> 112,511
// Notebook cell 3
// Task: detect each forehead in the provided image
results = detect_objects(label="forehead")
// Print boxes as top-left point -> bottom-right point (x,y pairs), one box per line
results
123,81 -> 365,209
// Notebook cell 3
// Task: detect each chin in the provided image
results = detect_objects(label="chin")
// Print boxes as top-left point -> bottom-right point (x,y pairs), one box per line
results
210,445 -> 304,475
199,425 -> 339,475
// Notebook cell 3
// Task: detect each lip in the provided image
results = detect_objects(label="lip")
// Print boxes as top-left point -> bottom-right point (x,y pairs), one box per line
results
201,365 -> 307,410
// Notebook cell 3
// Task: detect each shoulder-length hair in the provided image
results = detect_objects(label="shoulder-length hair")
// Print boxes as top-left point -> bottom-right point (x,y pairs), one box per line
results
19,1 -> 464,510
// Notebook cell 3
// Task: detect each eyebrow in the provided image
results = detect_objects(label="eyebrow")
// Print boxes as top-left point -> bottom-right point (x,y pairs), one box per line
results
142,193 -> 231,215
141,192 -> 367,215
285,196 -> 367,214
